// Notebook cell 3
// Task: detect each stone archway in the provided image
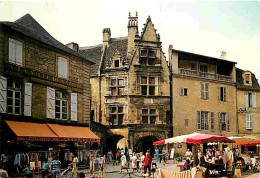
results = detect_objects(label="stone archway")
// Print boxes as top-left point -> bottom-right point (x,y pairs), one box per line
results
105,135 -> 126,155
134,136 -> 159,157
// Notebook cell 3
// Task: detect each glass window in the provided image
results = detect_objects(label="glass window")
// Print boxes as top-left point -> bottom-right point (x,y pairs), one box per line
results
140,77 -> 157,96
141,108 -> 157,124
8,38 -> 23,66
109,106 -> 124,125
55,91 -> 68,120
58,57 -> 68,79
7,81 -> 21,115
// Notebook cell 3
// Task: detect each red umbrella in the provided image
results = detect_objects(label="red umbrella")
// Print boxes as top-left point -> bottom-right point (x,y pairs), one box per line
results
153,140 -> 165,145
186,134 -> 235,144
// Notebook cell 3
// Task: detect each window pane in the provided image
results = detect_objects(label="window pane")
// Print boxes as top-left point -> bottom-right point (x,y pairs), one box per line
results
111,88 -> 117,96
62,113 -> 67,119
142,109 -> 148,115
15,92 -> 20,99
109,115 -> 116,125
7,81 -> 13,88
55,112 -> 60,119
148,58 -> 156,66
7,90 -> 13,98
141,86 -> 147,95
62,107 -> 67,113
150,116 -> 156,124
111,79 -> 116,86
118,115 -> 123,125
149,77 -> 155,84
142,116 -> 148,124
62,101 -> 67,107
118,79 -> 124,86
139,58 -> 147,65
55,106 -> 60,112
7,106 -> 12,113
141,77 -> 147,84
55,91 -> 62,98
7,98 -> 12,106
15,99 -> 20,106
141,49 -> 147,57
148,50 -> 155,57
111,107 -> 117,113
118,107 -> 123,113
149,86 -> 155,95
118,87 -> 124,95
15,82 -> 21,89
114,60 -> 119,67
15,107 -> 20,114
55,100 -> 60,106
150,109 -> 156,115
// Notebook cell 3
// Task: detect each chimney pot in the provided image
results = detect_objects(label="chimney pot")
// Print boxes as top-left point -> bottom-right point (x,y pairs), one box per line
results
66,42 -> 79,52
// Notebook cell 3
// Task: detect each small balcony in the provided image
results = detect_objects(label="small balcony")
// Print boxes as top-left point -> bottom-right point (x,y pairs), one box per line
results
178,68 -> 232,83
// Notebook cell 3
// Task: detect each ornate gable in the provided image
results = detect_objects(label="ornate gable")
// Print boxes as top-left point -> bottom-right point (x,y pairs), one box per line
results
140,16 -> 160,42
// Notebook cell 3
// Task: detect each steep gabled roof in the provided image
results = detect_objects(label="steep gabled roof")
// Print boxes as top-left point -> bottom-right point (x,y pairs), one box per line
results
236,68 -> 260,91
140,16 -> 160,42
79,37 -> 128,76
0,14 -> 95,64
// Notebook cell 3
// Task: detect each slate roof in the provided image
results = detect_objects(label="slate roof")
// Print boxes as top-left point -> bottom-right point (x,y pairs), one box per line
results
0,14 -> 95,64
79,37 -> 129,76
236,68 -> 260,91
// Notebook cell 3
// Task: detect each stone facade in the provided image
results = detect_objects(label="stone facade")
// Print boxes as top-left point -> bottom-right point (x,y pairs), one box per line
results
0,14 -> 94,153
81,13 -> 171,152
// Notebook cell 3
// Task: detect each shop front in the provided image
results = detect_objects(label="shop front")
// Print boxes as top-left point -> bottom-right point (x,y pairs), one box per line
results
1,120 -> 100,174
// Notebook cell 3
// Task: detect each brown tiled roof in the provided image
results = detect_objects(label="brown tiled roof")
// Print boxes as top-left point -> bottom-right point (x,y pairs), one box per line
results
0,14 -> 95,64
236,68 -> 260,91
79,37 -> 129,76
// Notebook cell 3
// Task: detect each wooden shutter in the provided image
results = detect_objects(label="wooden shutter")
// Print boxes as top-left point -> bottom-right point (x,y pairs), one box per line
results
180,88 -> 184,96
46,87 -> 55,119
24,83 -> 32,116
253,93 -> 257,108
197,111 -> 201,130
201,83 -> 204,99
16,41 -> 23,66
219,112 -> 221,130
71,93 -> 78,121
245,93 -> 249,108
246,114 -> 250,129
211,112 -> 215,130
250,115 -> 253,129
227,112 -> 230,131
205,83 -> 209,99
223,87 -> 226,102
0,76 -> 7,113
9,38 -> 16,64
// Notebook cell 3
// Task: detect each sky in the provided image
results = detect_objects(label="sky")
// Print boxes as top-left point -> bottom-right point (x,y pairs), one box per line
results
0,0 -> 260,79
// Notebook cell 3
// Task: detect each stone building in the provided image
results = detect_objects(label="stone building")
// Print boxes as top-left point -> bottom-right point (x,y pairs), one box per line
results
0,14 -> 99,155
236,68 -> 260,137
169,46 -> 238,137
80,13 -> 171,153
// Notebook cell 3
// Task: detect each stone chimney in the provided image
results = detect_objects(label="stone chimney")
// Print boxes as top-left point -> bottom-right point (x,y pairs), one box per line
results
168,44 -> 173,70
66,42 -> 79,52
103,28 -> 111,49
220,50 -> 227,59
127,12 -> 138,55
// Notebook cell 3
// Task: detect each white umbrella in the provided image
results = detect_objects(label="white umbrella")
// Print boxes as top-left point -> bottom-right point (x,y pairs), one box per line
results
165,132 -> 201,144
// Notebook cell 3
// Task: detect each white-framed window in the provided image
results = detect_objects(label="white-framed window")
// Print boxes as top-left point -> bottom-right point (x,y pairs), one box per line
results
7,80 -> 21,115
201,83 -> 209,100
58,57 -> 68,79
9,38 -> 23,66
245,93 -> 256,108
220,87 -> 226,102
109,106 -> 124,125
246,114 -> 252,130
197,111 -> 209,130
55,91 -> 68,120
141,108 -> 157,124
180,88 -> 188,96
219,112 -> 226,131
140,76 -> 156,96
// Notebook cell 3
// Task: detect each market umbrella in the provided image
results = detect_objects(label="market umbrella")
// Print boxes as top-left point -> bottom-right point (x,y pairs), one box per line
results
153,140 -> 165,145
186,134 -> 235,144
165,132 -> 201,144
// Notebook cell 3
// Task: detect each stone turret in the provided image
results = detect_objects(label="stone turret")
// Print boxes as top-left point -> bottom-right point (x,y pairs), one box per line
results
127,12 -> 138,55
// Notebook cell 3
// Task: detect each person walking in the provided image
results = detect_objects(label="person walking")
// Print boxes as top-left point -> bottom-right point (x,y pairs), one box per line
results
155,147 -> 159,162
130,152 -> 137,172
42,159 -> 49,178
51,156 -> 61,178
107,150 -> 113,163
120,153 -> 128,173
71,153 -> 79,178
144,152 -> 152,176
139,152 -> 145,173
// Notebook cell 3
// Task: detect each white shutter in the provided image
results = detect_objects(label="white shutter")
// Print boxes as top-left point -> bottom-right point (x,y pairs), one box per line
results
63,58 -> 68,79
9,39 -> 16,64
246,114 -> 250,129
71,93 -> 78,121
16,41 -> 23,66
205,83 -> 209,99
24,83 -> 32,116
180,88 -> 184,96
0,76 -> 7,113
46,87 -> 55,119
227,112 -> 230,131
245,93 -> 249,108
201,83 -> 204,99
253,93 -> 257,108
197,111 -> 201,130
250,115 -> 253,129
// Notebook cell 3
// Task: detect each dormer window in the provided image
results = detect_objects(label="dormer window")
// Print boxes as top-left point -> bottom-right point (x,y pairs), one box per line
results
243,72 -> 252,86
114,59 -> 120,68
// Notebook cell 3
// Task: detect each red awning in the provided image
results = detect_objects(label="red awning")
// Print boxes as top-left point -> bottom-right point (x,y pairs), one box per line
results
236,139 -> 260,146
186,134 -> 235,144
153,140 -> 165,145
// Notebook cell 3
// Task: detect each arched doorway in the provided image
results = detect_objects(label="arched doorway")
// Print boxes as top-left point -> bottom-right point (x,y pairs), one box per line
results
134,136 -> 158,157
105,135 -> 126,155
